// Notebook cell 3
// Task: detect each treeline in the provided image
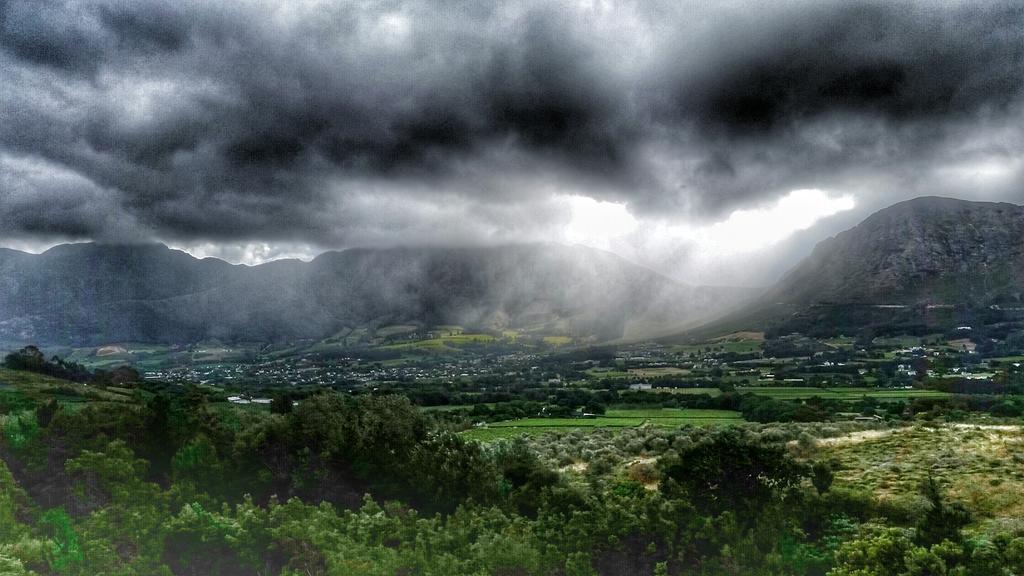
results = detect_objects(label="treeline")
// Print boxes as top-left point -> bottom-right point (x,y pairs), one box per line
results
3,346 -> 139,387
3,346 -> 92,383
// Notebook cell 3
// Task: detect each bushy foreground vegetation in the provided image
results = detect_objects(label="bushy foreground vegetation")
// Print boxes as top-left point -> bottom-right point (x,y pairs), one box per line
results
3,343 -> 1024,575
0,367 -> 1023,576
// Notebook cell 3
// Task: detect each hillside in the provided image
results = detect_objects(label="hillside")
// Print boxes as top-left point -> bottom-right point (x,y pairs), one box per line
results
769,197 -> 1024,306
0,243 -> 752,346
663,197 -> 1024,340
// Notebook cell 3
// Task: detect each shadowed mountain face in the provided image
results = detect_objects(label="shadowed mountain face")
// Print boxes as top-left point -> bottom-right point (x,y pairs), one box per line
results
0,243 -> 753,346
769,197 -> 1024,306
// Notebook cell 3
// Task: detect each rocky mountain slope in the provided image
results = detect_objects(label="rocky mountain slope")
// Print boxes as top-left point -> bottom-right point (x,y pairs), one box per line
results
663,197 -> 1024,340
768,196 -> 1024,306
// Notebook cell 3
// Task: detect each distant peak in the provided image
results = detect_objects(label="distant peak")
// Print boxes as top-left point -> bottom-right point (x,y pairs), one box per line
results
41,241 -> 171,254
877,195 -> 1020,213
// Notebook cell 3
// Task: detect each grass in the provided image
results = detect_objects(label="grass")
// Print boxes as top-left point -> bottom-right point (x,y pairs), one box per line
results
627,367 -> 689,378
64,343 -> 185,370
461,427 -> 561,441
656,386 -> 950,401
870,334 -> 944,348
822,423 -> 1024,531
988,356 -> 1024,365
585,367 -> 630,379
191,346 -> 242,362
604,408 -> 741,420
0,368 -> 81,388
673,341 -> 762,355
375,325 -> 419,338
0,367 -> 135,404
490,417 -> 657,428
711,331 -> 765,342
823,336 -> 857,350
384,333 -> 498,352
420,404 -> 481,412
463,408 -> 744,441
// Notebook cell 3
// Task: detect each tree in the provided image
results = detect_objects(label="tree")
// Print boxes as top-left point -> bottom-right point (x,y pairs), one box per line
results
407,430 -> 499,511
4,346 -> 45,371
39,508 -> 83,574
4,346 -> 92,382
493,438 -> 561,517
811,460 -> 833,495
91,365 -> 140,387
142,394 -> 175,478
830,526 -> 919,576
35,398 -> 60,428
660,429 -> 807,517
270,393 -> 293,414
915,476 -> 970,546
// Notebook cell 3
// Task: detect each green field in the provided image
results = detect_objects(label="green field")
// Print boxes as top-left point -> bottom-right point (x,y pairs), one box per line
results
586,365 -> 696,379
659,386 -> 950,401
823,336 -> 857,349
989,355 -> 1024,365
604,408 -> 742,420
384,332 -> 498,352
585,367 -> 630,379
627,367 -> 690,378
61,341 -> 269,369
420,404 -> 484,412
375,324 -> 419,338
463,408 -> 744,440
672,341 -> 762,355
671,332 -> 765,355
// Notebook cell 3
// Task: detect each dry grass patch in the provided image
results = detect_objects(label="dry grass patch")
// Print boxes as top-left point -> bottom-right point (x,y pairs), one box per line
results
823,424 -> 1024,528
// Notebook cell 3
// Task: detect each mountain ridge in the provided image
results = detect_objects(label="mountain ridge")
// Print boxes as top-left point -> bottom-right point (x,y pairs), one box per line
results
0,242 -> 754,346
662,196 -> 1024,341
769,196 -> 1024,306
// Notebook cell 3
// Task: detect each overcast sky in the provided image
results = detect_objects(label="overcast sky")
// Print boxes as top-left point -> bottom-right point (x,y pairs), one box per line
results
2,0 -> 1022,285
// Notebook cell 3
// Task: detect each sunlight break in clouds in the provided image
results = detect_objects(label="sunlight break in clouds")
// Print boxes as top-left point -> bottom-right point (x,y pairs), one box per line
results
561,189 -> 855,258
169,241 -> 318,266
694,189 -> 856,256
561,195 -> 639,250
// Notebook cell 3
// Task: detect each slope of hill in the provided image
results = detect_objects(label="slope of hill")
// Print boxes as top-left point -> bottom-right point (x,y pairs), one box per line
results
769,197 -> 1024,306
0,243 -> 753,346
662,197 -> 1024,341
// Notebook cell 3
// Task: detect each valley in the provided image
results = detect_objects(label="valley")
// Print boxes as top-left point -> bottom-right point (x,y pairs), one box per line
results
4,197 -> 1024,575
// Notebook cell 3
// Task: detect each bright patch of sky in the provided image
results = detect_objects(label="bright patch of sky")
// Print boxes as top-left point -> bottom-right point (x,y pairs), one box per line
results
689,189 -> 856,256
168,241 -> 318,266
561,195 -> 639,250
559,188 -> 855,258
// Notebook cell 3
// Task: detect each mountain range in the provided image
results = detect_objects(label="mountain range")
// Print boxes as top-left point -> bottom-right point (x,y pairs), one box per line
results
0,243 -> 752,346
3,196 -> 1023,347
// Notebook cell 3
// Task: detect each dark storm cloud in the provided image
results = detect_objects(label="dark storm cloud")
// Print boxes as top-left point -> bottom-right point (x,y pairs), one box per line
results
676,2 -> 1024,135
1,0 -> 1023,251
97,3 -> 190,53
640,0 -> 1024,216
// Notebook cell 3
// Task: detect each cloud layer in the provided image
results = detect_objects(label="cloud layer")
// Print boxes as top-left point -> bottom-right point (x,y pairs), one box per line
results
1,0 -> 1022,282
